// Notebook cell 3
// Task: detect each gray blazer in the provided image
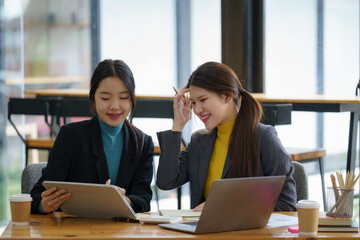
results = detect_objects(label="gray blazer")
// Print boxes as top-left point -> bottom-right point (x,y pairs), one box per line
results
156,123 -> 297,211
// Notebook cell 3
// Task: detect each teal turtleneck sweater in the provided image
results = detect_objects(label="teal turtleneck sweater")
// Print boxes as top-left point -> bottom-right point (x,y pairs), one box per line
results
98,117 -> 124,184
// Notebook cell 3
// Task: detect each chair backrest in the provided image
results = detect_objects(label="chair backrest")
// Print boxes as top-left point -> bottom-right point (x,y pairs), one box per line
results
8,98 -> 57,140
292,161 -> 308,202
132,98 -> 174,119
261,103 -> 292,126
21,162 -> 47,194
56,98 -> 92,125
8,98 -> 52,116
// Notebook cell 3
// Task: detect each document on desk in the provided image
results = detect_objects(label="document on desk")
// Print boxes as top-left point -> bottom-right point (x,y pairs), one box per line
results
135,213 -> 182,224
266,213 -> 298,228
160,209 -> 201,218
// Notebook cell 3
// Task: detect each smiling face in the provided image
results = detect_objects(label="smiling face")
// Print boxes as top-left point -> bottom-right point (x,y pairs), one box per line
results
189,85 -> 237,130
94,76 -> 131,126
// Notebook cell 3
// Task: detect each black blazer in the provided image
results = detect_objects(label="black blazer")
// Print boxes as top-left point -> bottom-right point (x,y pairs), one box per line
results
31,117 -> 154,213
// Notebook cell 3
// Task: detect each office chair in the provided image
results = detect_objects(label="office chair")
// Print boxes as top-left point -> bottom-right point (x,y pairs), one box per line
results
292,161 -> 309,202
21,162 -> 47,194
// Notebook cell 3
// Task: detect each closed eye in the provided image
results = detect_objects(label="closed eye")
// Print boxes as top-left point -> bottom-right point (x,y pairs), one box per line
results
101,98 -> 110,101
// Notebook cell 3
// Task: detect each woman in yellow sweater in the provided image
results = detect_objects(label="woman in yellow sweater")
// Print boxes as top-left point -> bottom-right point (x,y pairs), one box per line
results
156,61 -> 297,211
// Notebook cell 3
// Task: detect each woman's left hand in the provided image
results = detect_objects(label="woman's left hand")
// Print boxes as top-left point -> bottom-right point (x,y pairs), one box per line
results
193,202 -> 205,212
105,179 -> 131,205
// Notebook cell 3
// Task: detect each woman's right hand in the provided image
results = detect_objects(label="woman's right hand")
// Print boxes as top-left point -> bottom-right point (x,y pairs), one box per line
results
172,86 -> 191,132
40,187 -> 71,213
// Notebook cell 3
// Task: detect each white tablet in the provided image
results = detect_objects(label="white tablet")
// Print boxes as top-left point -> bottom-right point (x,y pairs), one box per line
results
42,181 -> 137,220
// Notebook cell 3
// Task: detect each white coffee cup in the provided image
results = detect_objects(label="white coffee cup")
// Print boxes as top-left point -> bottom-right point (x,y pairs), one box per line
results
9,194 -> 33,226
296,200 -> 320,236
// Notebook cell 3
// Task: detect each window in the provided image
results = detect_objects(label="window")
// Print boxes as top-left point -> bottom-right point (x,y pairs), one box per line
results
265,0 -> 359,214
0,0 -> 91,227
100,0 -> 176,96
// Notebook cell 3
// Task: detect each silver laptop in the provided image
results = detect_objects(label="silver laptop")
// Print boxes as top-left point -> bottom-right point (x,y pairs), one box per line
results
42,181 -> 137,220
159,175 -> 286,234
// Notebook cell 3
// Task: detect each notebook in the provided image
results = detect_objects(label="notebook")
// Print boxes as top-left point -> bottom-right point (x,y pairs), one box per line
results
159,175 -> 286,234
318,220 -> 359,232
42,181 -> 137,220
160,209 -> 201,218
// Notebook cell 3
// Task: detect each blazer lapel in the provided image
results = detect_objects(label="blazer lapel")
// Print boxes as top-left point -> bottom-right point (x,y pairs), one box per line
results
89,117 -> 109,184
222,154 -> 231,178
115,123 -> 136,189
198,129 -> 217,194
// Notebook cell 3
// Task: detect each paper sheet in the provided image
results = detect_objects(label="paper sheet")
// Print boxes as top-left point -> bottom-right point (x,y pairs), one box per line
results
160,209 -> 201,218
266,213 -> 298,228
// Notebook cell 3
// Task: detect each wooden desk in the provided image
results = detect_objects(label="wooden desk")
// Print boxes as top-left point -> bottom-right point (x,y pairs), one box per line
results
1,212 -> 359,239
252,93 -> 360,105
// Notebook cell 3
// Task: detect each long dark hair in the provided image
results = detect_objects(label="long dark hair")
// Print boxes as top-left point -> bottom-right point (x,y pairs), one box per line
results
187,62 -> 262,177
89,59 -> 144,161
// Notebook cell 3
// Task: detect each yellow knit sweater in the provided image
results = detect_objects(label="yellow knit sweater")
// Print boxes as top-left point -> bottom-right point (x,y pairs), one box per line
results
203,118 -> 235,198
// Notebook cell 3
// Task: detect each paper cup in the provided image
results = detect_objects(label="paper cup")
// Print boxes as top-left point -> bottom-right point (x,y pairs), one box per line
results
9,194 -> 33,226
296,200 -> 320,236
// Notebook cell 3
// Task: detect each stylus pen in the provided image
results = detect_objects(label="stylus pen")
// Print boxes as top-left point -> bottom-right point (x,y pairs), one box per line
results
113,217 -> 140,223
173,86 -> 187,105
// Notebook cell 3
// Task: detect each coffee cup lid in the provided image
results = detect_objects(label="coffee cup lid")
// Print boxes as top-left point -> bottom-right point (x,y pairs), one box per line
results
296,199 -> 320,209
9,194 -> 33,202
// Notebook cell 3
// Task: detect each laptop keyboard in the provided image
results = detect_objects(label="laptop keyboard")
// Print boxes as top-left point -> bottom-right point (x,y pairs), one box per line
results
182,221 -> 198,226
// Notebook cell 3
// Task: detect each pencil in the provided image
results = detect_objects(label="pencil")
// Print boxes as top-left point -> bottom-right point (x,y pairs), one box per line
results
173,86 -> 187,105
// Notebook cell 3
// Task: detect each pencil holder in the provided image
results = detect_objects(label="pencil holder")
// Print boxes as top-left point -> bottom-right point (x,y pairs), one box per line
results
326,187 -> 354,218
